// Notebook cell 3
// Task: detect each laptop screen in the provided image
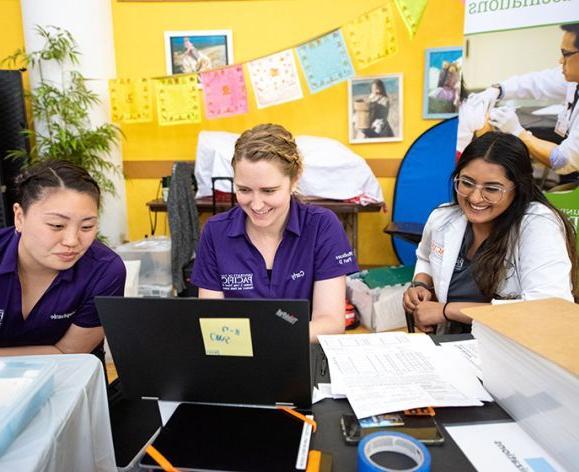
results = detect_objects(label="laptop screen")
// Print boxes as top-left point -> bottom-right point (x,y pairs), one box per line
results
96,297 -> 312,409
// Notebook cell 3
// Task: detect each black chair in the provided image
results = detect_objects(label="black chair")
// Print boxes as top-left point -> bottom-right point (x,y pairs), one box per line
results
211,176 -> 236,214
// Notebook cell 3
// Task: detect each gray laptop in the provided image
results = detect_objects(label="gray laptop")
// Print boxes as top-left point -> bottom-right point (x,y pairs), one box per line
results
96,297 -> 312,408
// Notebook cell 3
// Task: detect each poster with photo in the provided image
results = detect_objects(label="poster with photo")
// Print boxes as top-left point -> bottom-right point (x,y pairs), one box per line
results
348,74 -> 403,143
423,47 -> 462,119
164,30 -> 233,75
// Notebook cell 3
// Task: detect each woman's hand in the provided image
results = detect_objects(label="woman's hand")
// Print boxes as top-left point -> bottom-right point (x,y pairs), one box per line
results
412,301 -> 446,333
403,286 -> 433,313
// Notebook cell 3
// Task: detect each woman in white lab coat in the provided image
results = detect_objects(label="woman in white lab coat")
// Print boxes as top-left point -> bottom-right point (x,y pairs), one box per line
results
403,132 -> 576,334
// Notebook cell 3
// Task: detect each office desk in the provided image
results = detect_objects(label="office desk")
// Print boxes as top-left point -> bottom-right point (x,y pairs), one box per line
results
311,387 -> 510,471
0,355 -> 116,472
117,336 -> 510,471
309,337 -> 510,471
146,197 -> 384,255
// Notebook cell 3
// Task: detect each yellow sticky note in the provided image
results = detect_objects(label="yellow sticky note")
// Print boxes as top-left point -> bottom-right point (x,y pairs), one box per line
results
199,318 -> 253,357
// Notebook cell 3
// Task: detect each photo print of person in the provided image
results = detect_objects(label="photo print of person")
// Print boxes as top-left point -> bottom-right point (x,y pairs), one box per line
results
423,47 -> 463,119
165,30 -> 233,75
349,74 -> 403,143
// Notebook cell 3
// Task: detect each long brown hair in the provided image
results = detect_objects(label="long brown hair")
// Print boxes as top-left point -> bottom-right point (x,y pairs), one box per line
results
452,132 -> 577,298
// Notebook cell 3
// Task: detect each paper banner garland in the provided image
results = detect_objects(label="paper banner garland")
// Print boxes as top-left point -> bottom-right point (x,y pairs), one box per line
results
394,0 -> 428,38
109,78 -> 153,124
155,75 -> 201,126
108,2 -> 430,126
343,4 -> 398,70
200,65 -> 248,119
247,50 -> 303,109
296,30 -> 355,94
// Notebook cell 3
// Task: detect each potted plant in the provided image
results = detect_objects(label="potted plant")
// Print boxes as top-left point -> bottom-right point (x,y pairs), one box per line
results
2,25 -> 120,196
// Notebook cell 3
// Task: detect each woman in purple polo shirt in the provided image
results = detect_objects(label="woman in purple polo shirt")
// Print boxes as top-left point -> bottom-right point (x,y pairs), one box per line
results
192,124 -> 359,342
0,160 -> 126,356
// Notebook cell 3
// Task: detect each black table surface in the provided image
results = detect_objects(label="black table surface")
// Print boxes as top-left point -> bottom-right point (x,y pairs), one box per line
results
309,335 -> 511,471
110,334 -> 510,471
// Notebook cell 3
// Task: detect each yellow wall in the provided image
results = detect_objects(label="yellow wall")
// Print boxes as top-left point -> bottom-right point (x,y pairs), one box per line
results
0,0 -> 24,60
2,0 -> 464,266
113,0 -> 464,266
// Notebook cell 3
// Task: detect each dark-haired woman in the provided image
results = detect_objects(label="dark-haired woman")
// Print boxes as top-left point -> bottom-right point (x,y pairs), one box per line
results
0,160 -> 126,355
403,132 -> 576,334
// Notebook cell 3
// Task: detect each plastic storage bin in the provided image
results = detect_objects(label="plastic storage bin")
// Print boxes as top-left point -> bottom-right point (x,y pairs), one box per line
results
346,266 -> 414,332
0,358 -> 56,456
115,237 -> 172,288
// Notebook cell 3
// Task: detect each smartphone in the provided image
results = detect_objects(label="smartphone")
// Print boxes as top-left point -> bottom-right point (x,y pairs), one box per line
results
340,413 -> 445,445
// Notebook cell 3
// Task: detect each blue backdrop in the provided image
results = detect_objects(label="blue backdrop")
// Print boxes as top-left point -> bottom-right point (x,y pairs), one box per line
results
391,118 -> 458,265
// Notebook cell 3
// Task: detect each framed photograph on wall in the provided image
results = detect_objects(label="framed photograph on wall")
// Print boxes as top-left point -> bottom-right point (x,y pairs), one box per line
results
164,30 -> 233,75
348,74 -> 403,144
423,46 -> 462,119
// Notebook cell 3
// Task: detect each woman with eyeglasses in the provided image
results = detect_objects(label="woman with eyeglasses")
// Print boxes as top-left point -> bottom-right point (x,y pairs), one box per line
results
471,23 -> 579,177
403,132 -> 576,334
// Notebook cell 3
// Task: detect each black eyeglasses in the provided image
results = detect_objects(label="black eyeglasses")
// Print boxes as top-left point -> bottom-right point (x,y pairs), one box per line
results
561,49 -> 579,60
454,176 -> 514,204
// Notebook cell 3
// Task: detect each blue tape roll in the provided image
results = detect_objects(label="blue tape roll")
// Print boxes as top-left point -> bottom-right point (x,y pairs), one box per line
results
357,432 -> 431,472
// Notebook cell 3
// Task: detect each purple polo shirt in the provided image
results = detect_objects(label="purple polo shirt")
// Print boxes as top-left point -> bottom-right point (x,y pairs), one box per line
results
0,227 -> 126,347
191,198 -> 358,300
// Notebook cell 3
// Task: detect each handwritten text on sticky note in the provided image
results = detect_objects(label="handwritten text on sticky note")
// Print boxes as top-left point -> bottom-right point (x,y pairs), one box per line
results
199,318 -> 253,357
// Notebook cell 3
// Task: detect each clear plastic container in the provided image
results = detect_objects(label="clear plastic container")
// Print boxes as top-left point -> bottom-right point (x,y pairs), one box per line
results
0,358 -> 56,456
115,237 -> 172,287
139,283 -> 174,298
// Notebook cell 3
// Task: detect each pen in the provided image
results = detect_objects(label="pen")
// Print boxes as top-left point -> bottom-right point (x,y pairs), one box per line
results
277,406 -> 318,432
405,311 -> 415,333
145,445 -> 180,472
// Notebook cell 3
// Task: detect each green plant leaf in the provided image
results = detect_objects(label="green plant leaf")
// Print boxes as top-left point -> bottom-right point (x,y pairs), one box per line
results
2,25 -> 122,199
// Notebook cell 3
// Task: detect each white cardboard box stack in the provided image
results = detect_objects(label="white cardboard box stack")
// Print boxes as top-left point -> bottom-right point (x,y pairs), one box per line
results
467,299 -> 579,472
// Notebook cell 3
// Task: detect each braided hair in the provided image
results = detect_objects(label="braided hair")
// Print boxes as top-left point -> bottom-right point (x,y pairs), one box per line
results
231,123 -> 303,181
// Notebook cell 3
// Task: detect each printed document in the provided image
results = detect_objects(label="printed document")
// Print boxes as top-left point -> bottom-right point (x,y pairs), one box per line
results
319,333 -> 487,418
440,339 -> 483,379
446,422 -> 566,472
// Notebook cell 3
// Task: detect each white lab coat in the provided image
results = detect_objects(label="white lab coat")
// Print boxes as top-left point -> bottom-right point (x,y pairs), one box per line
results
414,202 -> 574,304
501,67 -> 579,174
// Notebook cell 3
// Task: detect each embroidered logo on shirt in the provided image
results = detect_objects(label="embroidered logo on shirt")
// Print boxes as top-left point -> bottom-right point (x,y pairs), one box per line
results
50,311 -> 76,320
431,240 -> 444,258
336,251 -> 353,265
275,308 -> 298,325
291,270 -> 305,281
221,273 -> 254,291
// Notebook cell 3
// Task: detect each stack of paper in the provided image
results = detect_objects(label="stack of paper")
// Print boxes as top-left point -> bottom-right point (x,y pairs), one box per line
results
318,332 -> 491,419
467,299 -> 579,472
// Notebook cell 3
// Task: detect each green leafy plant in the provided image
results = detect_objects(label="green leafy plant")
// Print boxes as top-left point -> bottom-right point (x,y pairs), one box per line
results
2,25 -> 121,196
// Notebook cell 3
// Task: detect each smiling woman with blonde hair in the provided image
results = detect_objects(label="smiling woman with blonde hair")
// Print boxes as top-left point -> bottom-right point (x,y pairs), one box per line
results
0,160 -> 125,356
191,123 -> 358,342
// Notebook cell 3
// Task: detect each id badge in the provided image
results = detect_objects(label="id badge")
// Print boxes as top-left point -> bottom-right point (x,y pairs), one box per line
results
555,108 -> 570,137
